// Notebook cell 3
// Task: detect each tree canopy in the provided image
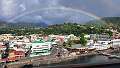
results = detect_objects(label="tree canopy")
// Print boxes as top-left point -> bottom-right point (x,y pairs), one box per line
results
80,33 -> 87,46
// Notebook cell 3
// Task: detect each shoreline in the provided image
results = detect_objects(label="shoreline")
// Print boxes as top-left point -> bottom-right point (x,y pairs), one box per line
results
6,48 -> 120,68
6,51 -> 97,68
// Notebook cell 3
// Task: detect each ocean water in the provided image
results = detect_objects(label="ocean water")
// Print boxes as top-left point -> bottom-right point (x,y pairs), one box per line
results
31,54 -> 120,67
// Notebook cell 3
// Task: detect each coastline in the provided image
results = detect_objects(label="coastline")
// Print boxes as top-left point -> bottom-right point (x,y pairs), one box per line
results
6,51 -> 97,68
5,48 -> 120,68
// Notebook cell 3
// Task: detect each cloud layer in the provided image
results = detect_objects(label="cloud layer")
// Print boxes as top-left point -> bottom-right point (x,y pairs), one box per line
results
0,0 -> 119,24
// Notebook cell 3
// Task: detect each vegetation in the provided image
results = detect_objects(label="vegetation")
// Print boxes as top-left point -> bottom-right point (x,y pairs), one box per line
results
0,23 -> 113,36
1,16 -> 120,36
62,38 -> 74,48
102,17 -> 120,32
79,33 -> 87,46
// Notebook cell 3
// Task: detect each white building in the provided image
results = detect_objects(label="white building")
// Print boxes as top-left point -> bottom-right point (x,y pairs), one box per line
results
111,39 -> 120,48
29,39 -> 54,57
90,43 -> 109,50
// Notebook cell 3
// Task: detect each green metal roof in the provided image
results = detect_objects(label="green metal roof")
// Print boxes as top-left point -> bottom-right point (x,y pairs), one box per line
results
32,39 -> 45,43
32,38 -> 54,43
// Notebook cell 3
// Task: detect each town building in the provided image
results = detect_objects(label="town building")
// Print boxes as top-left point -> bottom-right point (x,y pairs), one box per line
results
28,39 -> 54,57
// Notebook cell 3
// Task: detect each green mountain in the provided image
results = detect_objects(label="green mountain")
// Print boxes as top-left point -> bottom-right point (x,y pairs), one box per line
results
86,17 -> 120,26
101,17 -> 120,25
86,19 -> 105,26
0,21 -> 48,29
0,21 -> 7,28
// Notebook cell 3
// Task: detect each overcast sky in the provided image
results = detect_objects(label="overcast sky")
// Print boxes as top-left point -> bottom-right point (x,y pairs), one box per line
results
0,0 -> 119,24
